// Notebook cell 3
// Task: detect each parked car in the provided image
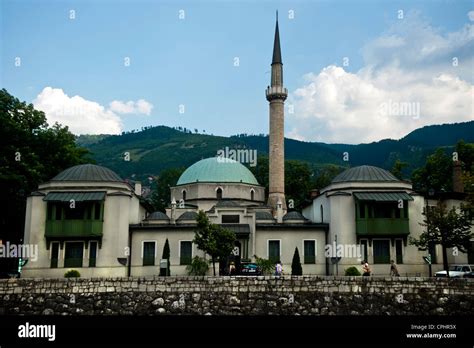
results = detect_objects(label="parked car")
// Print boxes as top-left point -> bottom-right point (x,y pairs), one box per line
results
239,263 -> 262,276
435,265 -> 473,278
463,271 -> 474,278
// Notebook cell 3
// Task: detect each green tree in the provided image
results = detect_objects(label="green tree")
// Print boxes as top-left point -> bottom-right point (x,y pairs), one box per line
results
254,255 -> 275,275
160,238 -> 170,276
0,89 -> 90,273
411,148 -> 453,193
313,164 -> 345,190
186,256 -> 209,276
409,202 -> 473,277
193,211 -> 236,276
291,247 -> 303,275
390,159 -> 409,180
151,167 -> 185,212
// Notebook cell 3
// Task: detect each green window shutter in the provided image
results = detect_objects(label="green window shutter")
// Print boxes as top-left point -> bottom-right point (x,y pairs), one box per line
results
180,241 -> 192,265
373,240 -> 390,264
64,242 -> 84,268
143,242 -> 155,266
395,240 -> 403,264
304,241 -> 315,264
268,241 -> 280,263
50,243 -> 59,268
89,241 -> 98,267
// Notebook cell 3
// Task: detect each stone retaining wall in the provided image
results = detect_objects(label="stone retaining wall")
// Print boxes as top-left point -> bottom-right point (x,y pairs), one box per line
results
0,276 -> 472,315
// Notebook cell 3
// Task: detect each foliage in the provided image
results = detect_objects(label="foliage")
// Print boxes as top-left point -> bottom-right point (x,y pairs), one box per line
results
344,266 -> 361,276
0,89 -> 91,265
390,159 -> 409,180
64,270 -> 80,278
151,167 -> 185,212
312,164 -> 345,190
291,247 -> 303,275
254,256 -> 275,275
409,202 -> 473,275
193,211 -> 236,276
411,148 -> 453,193
186,256 -> 209,276
160,238 -> 170,276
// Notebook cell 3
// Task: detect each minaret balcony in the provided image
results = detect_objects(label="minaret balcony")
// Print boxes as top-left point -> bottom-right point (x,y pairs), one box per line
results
266,86 -> 288,101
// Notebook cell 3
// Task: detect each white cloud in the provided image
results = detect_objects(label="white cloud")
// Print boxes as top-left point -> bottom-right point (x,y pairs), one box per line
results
468,11 -> 474,21
288,11 -> 474,143
33,87 -> 123,135
109,99 -> 153,115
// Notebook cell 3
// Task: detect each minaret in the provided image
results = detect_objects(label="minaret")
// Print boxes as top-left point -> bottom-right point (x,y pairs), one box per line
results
266,12 -> 287,213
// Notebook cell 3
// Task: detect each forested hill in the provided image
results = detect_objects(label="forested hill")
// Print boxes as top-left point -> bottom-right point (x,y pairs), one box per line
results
77,121 -> 474,181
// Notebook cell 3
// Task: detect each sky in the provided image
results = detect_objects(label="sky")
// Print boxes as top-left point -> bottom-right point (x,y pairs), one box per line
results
1,0 -> 473,144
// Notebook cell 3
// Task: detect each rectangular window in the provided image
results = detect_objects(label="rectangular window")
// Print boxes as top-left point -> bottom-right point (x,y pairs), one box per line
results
180,241 -> 192,265
143,242 -> 156,266
50,242 -> 59,268
428,243 -> 437,264
64,203 -> 85,220
89,241 -> 98,267
47,204 -> 53,221
55,205 -> 62,220
468,241 -> 474,265
303,240 -> 316,264
64,242 -> 83,268
268,240 -> 280,263
395,239 -> 403,264
373,240 -> 390,264
222,215 -> 240,223
360,239 -> 368,262
359,204 -> 365,218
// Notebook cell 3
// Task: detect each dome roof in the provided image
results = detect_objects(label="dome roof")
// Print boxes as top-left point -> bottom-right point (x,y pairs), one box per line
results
51,164 -> 123,182
256,211 -> 276,221
177,157 -> 259,186
332,165 -> 399,184
147,211 -> 170,221
283,211 -> 306,221
177,211 -> 198,221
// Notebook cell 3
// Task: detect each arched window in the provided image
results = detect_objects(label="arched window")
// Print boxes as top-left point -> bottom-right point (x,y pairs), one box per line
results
216,188 -> 223,200
250,189 -> 255,201
182,190 -> 186,201
320,204 -> 323,223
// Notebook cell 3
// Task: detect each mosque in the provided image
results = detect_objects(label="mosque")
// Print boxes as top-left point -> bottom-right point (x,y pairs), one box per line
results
21,17 -> 472,278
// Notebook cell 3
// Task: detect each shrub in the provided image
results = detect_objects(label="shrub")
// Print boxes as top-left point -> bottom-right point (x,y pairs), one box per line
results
64,270 -> 80,278
291,247 -> 303,275
254,255 -> 274,275
186,256 -> 209,276
345,266 -> 361,276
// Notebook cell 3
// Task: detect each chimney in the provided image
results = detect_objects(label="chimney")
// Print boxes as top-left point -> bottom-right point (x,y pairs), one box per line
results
170,198 -> 177,224
134,181 -> 142,196
453,161 -> 464,193
276,199 -> 284,223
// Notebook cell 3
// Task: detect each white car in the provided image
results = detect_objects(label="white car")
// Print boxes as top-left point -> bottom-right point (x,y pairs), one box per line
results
435,265 -> 473,278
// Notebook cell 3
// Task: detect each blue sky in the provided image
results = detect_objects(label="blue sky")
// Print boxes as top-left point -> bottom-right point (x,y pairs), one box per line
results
1,0 -> 473,143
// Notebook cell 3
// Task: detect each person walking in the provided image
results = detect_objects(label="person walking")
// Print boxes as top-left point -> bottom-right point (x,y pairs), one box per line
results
390,260 -> 400,276
361,260 -> 371,276
275,261 -> 283,277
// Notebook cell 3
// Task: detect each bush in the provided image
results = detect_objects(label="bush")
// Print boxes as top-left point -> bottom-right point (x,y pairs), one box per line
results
254,255 -> 275,275
64,270 -> 80,278
186,256 -> 209,276
344,266 -> 361,276
291,247 -> 303,275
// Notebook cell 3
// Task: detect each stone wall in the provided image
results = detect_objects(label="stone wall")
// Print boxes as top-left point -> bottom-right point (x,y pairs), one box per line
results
0,276 -> 472,315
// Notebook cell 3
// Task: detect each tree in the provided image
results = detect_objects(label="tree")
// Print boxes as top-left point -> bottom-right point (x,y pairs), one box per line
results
409,202 -> 473,277
390,159 -> 409,180
313,165 -> 344,190
0,89 -> 91,273
291,247 -> 303,275
193,211 -> 236,276
150,167 -> 185,212
411,148 -> 453,193
160,238 -> 170,276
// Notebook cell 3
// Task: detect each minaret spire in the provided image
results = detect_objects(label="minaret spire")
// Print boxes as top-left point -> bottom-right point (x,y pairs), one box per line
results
266,13 -> 288,215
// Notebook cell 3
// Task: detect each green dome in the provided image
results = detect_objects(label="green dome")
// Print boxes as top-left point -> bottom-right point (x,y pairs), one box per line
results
52,164 -> 123,182
177,157 -> 259,185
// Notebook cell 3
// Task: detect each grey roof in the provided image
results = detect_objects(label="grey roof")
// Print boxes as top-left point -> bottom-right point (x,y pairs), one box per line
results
332,165 -> 399,184
177,211 -> 198,221
256,211 -> 276,221
283,211 -> 306,221
353,192 -> 414,202
51,164 -> 123,182
215,200 -> 241,207
272,14 -> 282,64
43,191 -> 106,202
147,211 -> 170,221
